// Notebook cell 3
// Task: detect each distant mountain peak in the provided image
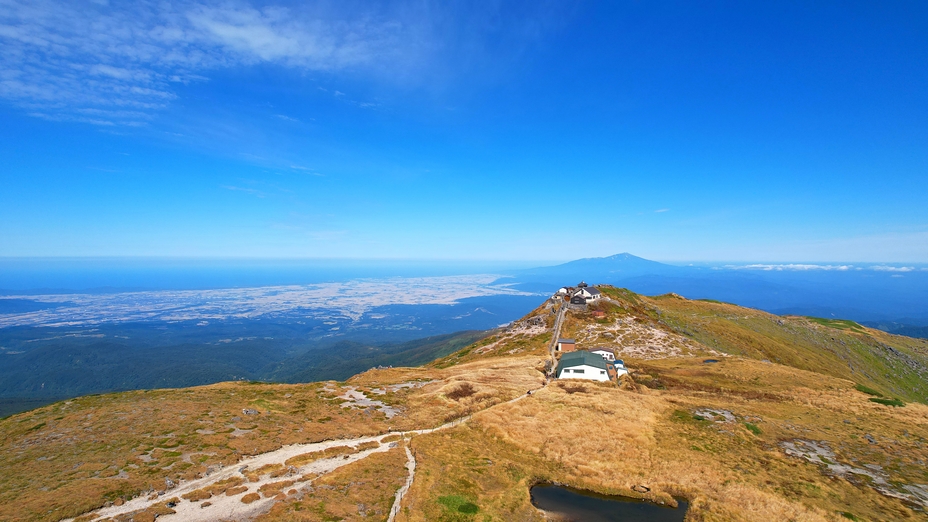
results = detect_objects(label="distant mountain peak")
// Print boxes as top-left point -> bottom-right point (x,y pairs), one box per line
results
508,253 -> 679,286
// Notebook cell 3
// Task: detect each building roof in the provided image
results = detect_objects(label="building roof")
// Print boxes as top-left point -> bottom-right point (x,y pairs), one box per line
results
585,287 -> 602,295
588,347 -> 614,355
557,338 -> 575,344
557,351 -> 609,372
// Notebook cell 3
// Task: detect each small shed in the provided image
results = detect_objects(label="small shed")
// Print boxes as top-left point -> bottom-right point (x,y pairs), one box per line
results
614,359 -> 629,378
569,295 -> 587,305
556,351 -> 611,382
556,338 -> 576,352
588,347 -> 616,361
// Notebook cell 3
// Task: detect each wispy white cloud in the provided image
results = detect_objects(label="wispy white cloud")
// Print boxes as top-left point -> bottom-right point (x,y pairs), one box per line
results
0,0 -> 415,125
723,264 -> 854,271
289,164 -> 321,175
655,208 -> 669,213
221,184 -> 266,197
871,265 -> 915,272
720,263 -> 926,273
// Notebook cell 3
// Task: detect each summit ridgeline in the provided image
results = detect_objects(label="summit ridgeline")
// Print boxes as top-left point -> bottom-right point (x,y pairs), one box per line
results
3,286 -> 928,522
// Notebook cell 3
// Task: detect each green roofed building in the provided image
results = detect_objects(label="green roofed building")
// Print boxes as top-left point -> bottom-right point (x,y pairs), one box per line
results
556,350 -> 611,382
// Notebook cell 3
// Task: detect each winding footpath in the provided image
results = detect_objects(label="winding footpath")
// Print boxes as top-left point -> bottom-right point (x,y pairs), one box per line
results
63,389 -> 544,522
387,445 -> 416,522
64,421 -> 464,522
64,332 -> 552,522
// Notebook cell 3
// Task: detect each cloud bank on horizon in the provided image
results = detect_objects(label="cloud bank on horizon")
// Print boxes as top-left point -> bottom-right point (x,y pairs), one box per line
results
1,1 -> 926,262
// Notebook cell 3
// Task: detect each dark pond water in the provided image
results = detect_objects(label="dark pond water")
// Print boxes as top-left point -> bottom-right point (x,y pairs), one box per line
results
530,484 -> 688,522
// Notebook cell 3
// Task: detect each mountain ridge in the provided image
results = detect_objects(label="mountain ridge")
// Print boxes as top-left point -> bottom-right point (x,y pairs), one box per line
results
501,253 -> 928,325
2,287 -> 928,521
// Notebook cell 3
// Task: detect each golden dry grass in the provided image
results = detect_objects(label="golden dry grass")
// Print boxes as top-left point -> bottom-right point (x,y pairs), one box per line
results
0,380 -> 404,521
0,351 -> 545,521
404,356 -> 928,521
5,288 -> 928,522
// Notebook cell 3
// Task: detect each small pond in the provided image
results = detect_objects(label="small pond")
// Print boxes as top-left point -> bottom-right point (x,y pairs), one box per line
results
530,484 -> 688,522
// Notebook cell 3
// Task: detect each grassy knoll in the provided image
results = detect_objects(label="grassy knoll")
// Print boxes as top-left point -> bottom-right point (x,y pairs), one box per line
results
0,355 -> 544,522
0,381 -> 384,521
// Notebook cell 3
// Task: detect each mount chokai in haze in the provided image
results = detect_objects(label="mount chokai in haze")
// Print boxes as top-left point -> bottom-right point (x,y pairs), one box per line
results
498,253 -> 928,329
1,285 -> 928,521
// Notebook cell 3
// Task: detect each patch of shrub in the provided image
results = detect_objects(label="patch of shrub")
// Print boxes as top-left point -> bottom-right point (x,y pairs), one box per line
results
744,422 -> 762,435
458,502 -> 479,514
438,494 -> 480,515
869,397 -> 905,407
855,384 -> 883,397
446,383 -> 477,401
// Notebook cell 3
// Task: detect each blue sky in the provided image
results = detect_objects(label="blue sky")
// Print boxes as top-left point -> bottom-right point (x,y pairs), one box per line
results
1,1 -> 926,262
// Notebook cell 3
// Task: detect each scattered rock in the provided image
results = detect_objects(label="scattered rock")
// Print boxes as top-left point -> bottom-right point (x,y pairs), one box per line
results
694,409 -> 736,423
242,408 -> 259,416
632,484 -> 650,493
780,439 -> 928,509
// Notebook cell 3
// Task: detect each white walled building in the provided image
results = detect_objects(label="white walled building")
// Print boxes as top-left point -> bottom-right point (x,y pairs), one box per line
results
555,351 -> 611,382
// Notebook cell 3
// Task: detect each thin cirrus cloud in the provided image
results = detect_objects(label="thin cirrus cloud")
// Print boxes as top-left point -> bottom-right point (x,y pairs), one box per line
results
721,264 -> 924,272
0,0 -> 414,126
723,264 -> 855,271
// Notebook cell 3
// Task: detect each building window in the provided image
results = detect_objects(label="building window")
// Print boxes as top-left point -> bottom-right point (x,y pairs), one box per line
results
600,371 -> 606,375
574,369 -> 584,374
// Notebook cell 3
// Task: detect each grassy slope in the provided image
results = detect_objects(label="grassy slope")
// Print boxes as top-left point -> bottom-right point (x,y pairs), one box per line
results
615,289 -> 928,403
2,289 -> 928,521
0,355 -> 544,522
398,291 -> 928,522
